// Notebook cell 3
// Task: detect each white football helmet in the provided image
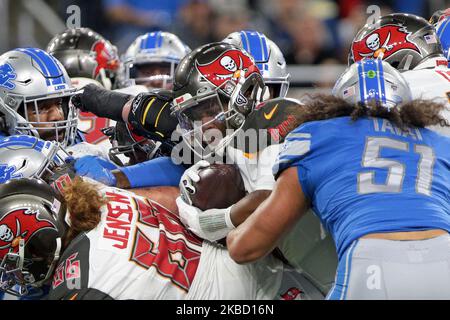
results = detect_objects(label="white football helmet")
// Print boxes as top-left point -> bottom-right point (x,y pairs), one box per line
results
223,30 -> 290,98
120,31 -> 191,89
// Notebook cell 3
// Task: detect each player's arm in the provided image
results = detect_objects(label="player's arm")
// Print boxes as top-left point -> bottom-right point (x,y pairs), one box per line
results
72,84 -> 177,142
227,167 -> 309,264
229,190 -> 271,227
74,156 -> 186,189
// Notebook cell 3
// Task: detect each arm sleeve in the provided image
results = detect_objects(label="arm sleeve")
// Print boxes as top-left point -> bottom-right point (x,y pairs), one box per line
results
119,156 -> 186,188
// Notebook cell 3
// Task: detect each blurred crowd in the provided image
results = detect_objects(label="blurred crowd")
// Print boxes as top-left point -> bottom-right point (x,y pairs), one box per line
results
53,0 -> 437,65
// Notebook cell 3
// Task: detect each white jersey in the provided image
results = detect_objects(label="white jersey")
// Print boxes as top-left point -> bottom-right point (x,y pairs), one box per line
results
225,144 -> 281,192
402,58 -> 450,137
48,183 -> 282,300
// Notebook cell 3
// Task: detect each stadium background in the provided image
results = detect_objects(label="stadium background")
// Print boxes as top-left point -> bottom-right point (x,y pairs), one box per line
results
0,0 -> 446,98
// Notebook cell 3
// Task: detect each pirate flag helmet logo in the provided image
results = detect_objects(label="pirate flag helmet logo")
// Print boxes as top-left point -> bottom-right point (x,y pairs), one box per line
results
0,208 -> 56,258
351,25 -> 420,61
0,178 -> 66,296
196,48 -> 259,94
349,13 -> 443,70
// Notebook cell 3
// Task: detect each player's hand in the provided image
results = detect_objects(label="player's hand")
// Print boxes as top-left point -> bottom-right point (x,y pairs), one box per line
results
179,160 -> 210,205
175,196 -> 235,241
71,84 -> 132,121
74,155 -> 118,186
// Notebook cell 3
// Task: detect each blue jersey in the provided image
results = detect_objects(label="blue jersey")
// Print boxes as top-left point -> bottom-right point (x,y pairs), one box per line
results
275,116 -> 450,259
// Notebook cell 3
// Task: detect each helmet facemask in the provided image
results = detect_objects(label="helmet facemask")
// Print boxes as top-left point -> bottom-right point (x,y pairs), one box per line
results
0,237 -> 62,297
173,70 -> 267,159
105,123 -> 163,165
12,93 -> 78,147
124,58 -> 178,90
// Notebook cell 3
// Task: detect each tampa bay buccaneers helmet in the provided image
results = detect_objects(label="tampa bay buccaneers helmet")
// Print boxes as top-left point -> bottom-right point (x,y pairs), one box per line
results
349,13 -> 443,71
171,42 -> 267,158
0,178 -> 67,296
47,28 -> 120,90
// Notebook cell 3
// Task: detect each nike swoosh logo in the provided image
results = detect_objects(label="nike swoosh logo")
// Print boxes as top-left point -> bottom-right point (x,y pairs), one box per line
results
264,104 -> 279,120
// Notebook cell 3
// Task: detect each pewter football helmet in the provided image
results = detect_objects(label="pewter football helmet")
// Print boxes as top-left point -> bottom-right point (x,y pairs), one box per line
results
333,58 -> 412,110
223,30 -> 290,98
0,48 -> 78,147
120,31 -> 191,89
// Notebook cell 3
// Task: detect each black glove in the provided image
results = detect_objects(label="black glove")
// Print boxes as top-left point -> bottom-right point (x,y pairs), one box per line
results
71,84 -> 133,122
127,89 -> 178,142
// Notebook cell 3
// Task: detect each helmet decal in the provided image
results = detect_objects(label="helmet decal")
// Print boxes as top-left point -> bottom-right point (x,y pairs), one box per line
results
196,49 -> 257,89
15,48 -> 68,90
0,63 -> 17,90
0,164 -> 23,183
91,40 -> 119,78
0,208 -> 56,257
351,25 -> 420,62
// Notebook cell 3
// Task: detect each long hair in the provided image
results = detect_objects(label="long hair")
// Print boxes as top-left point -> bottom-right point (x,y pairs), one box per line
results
62,177 -> 106,247
293,94 -> 449,129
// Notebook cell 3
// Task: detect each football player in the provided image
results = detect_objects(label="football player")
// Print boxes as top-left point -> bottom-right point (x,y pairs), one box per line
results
350,13 -> 450,137
0,158 -> 283,299
0,48 -> 80,147
70,41 -> 335,298
226,58 -> 450,299
72,31 -> 192,181
119,31 -> 191,91
47,28 -> 123,157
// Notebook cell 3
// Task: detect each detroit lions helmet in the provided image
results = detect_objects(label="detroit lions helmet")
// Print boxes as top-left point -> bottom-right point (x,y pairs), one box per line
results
120,31 -> 191,89
333,58 -> 412,110
436,16 -> 450,66
0,48 -> 78,147
0,178 -> 67,297
0,135 -> 71,184
223,30 -> 290,98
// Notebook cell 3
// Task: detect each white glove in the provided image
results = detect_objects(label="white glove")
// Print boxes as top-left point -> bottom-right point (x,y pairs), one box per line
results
176,196 -> 235,241
179,160 -> 210,205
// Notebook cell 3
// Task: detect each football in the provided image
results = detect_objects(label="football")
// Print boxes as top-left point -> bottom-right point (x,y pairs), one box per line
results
191,164 -> 247,210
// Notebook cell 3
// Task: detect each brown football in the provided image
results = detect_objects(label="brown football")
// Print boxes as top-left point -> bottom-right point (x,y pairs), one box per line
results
191,164 -> 247,211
